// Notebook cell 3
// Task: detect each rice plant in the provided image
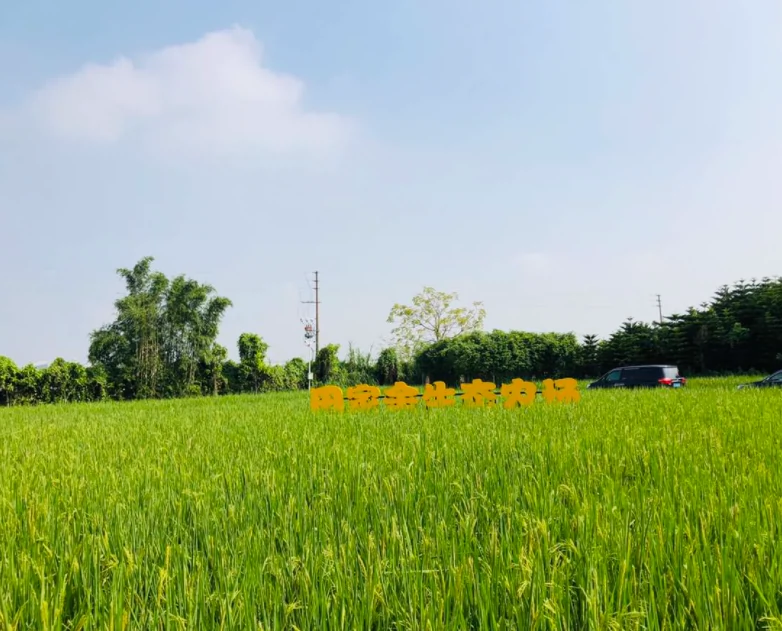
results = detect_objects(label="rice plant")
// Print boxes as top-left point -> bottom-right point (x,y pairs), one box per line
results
1,382 -> 781,629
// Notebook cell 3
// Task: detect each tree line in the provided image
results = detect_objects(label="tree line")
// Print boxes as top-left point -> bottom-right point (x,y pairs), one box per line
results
1,257 -> 781,406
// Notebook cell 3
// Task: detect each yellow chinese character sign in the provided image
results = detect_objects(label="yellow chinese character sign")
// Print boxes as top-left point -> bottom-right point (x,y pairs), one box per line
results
310,378 -> 580,411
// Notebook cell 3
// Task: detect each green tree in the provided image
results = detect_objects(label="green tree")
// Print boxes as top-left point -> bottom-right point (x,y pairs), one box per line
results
222,360 -> 242,394
89,257 -> 168,399
14,364 -> 41,405
579,334 -> 600,377
387,287 -> 486,361
237,333 -> 270,392
0,356 -> 18,406
86,365 -> 108,402
89,256 -> 231,399
202,343 -> 228,396
375,347 -> 400,385
283,357 -> 308,389
342,344 -> 376,386
314,344 -> 343,384
161,275 -> 232,396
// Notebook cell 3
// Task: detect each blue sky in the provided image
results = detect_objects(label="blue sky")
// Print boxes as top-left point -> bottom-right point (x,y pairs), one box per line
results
1,0 -> 781,365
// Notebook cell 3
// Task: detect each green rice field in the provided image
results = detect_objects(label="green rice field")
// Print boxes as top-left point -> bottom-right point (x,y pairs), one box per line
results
1,376 -> 782,629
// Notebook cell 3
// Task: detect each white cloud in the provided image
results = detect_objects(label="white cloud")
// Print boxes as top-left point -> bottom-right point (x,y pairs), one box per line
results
19,27 -> 354,159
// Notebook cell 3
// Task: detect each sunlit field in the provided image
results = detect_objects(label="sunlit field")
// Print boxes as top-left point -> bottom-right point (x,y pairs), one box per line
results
1,376 -> 781,629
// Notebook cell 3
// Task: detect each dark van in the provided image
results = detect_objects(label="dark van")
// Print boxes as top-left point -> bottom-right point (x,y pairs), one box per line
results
587,365 -> 686,390
737,369 -> 782,389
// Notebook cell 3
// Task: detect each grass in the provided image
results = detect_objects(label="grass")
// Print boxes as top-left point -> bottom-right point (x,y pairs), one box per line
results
1,377 -> 781,629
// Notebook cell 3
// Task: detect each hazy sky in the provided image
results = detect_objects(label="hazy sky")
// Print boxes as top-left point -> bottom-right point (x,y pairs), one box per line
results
1,0 -> 781,366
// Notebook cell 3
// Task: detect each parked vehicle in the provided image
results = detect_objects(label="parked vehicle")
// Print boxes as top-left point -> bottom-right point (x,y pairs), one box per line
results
587,365 -> 687,389
736,369 -> 782,389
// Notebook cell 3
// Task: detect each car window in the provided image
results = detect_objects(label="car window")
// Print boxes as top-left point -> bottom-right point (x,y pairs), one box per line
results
769,371 -> 782,383
620,368 -> 640,382
605,369 -> 622,382
662,367 -> 679,379
625,367 -> 664,382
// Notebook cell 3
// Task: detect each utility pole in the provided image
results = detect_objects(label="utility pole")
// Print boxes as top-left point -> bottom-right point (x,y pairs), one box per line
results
302,271 -> 320,357
302,318 -> 315,392
315,271 -> 319,357
655,294 -> 663,325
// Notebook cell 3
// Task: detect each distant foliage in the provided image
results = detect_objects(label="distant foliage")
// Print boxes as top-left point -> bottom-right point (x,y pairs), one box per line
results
2,265 -> 781,407
87,256 -> 233,399
594,277 -> 782,375
0,356 -> 107,406
386,286 -> 486,361
416,330 -> 581,386
375,347 -> 400,385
